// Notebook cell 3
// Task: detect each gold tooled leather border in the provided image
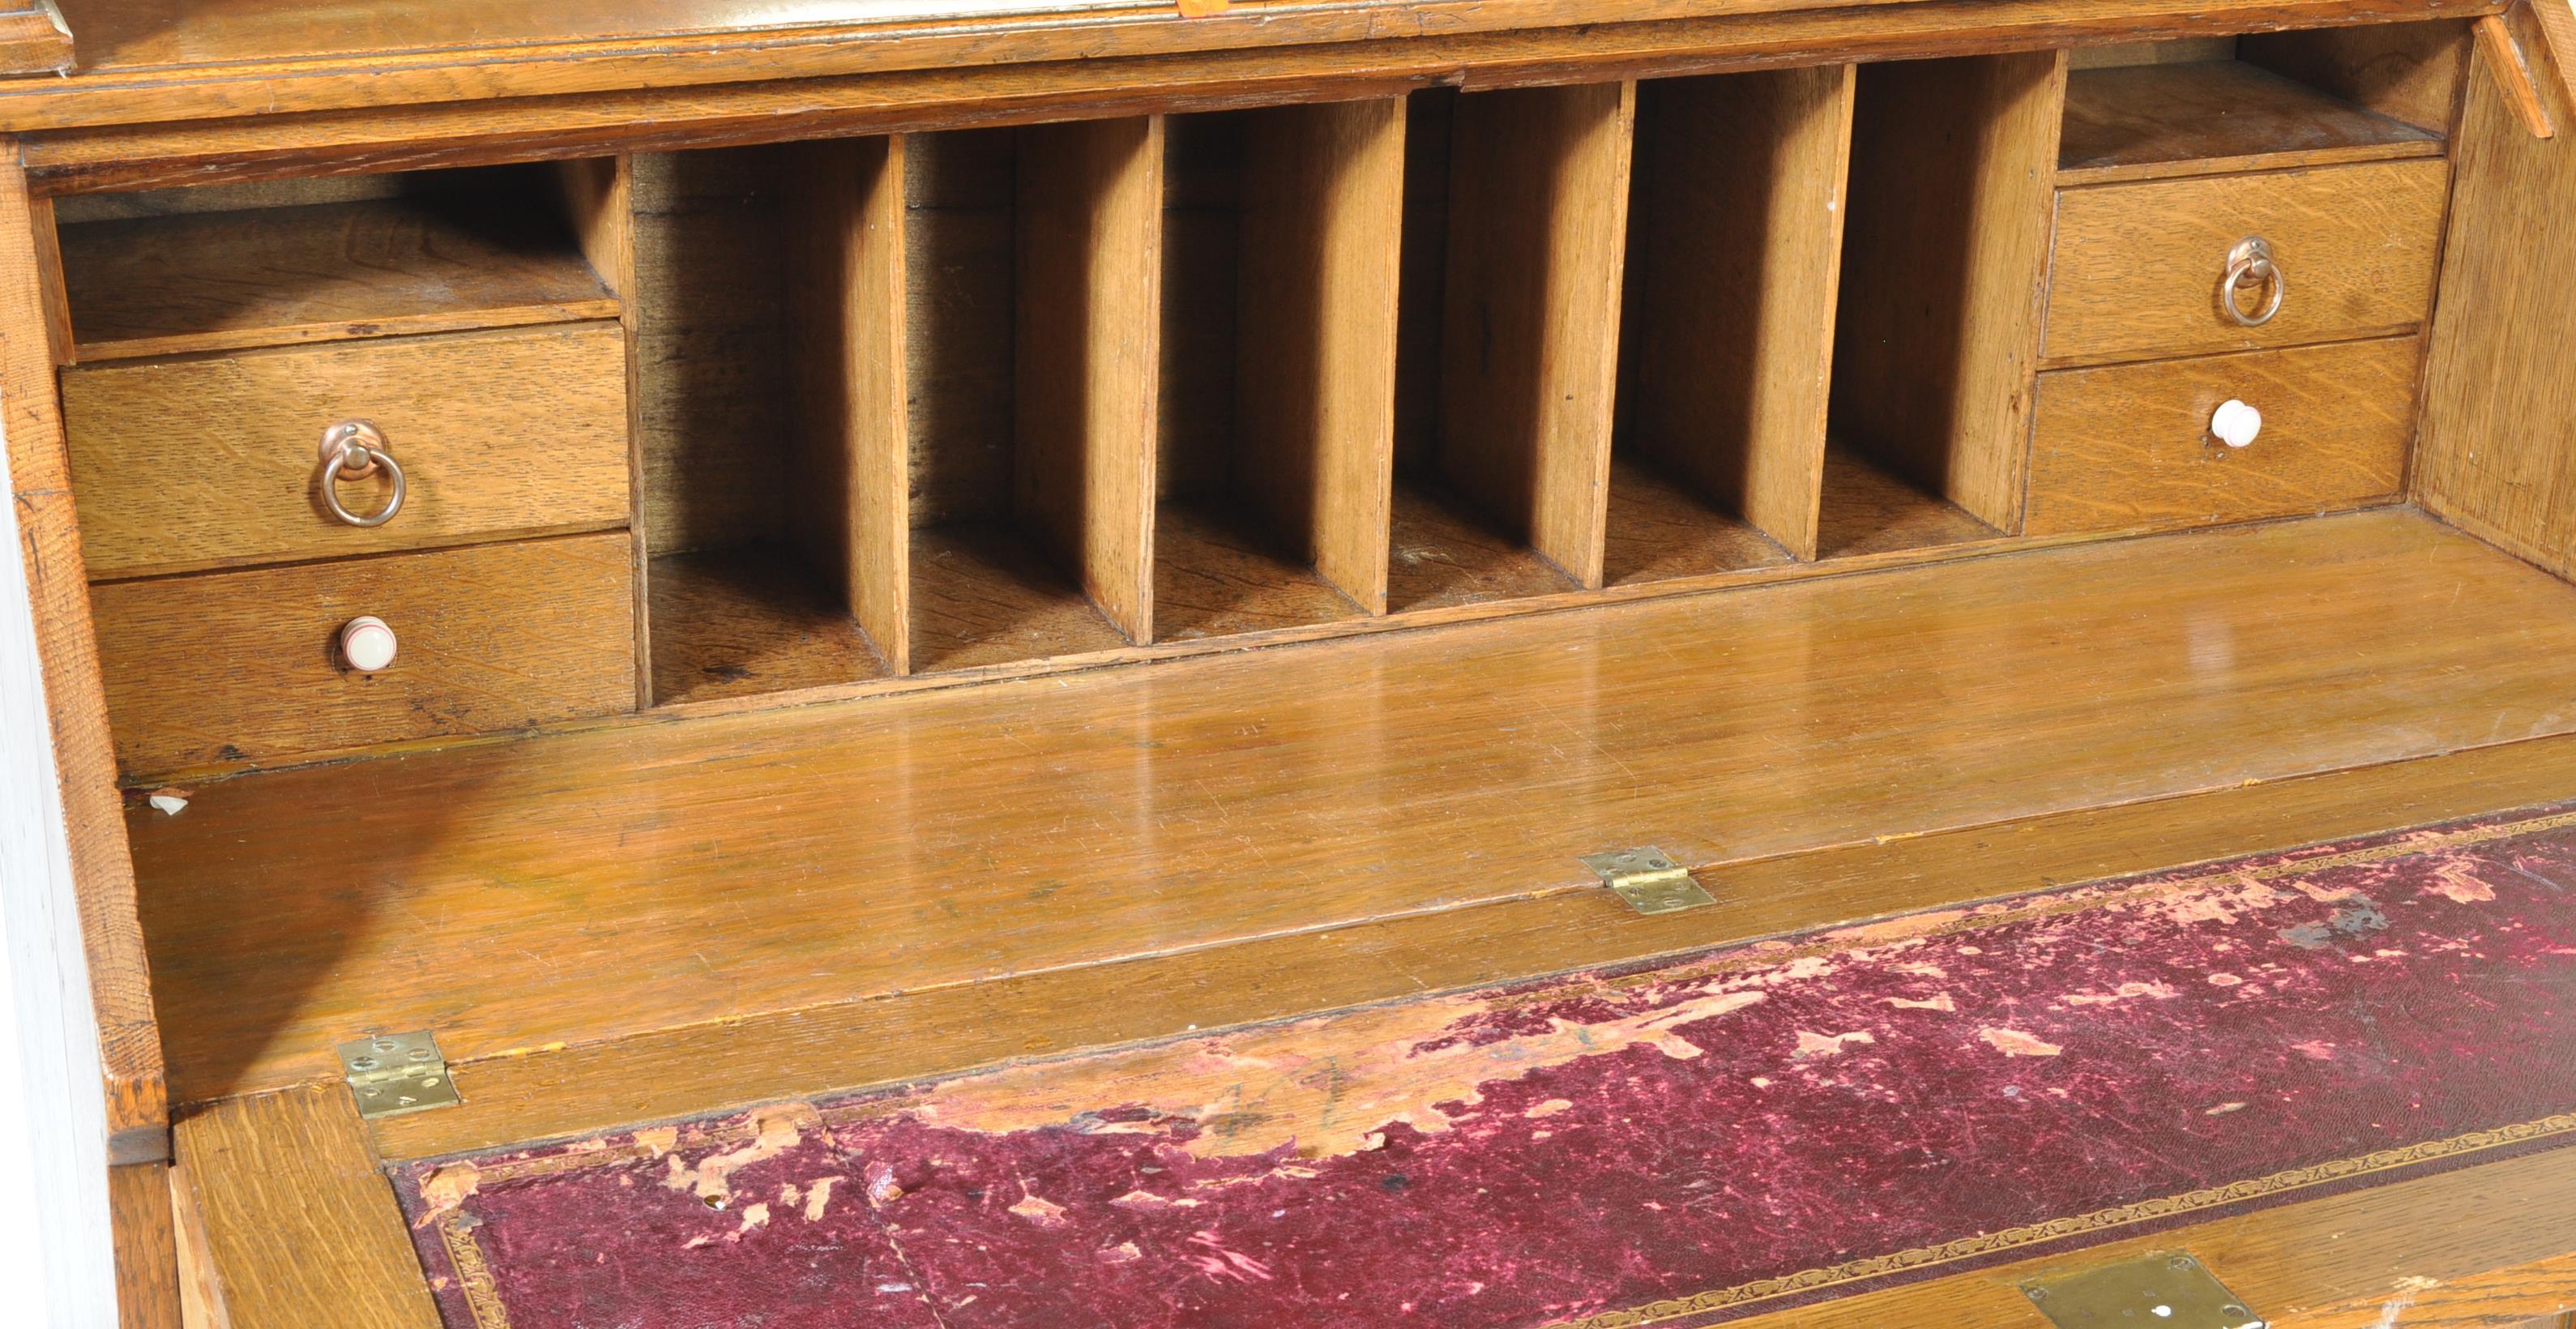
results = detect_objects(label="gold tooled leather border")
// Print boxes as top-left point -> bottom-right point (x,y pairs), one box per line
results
1556,1109 -> 2576,1328
438,1213 -> 513,1329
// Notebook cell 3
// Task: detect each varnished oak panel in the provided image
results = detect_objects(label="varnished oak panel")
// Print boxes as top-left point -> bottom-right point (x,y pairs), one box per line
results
1813,444 -> 2001,558
62,324 -> 630,580
93,532 -> 638,776
647,545 -> 892,706
128,510 -> 2576,1109
2058,59 -> 2444,184
2239,19 -> 2474,134
109,1163 -> 181,1329
1232,99 -> 1406,614
1833,51 -> 2065,532
2043,158 -> 2450,365
2025,335 -> 2418,535
1621,65 -> 1854,561
58,199 -> 620,362
1438,80 -> 1635,589
1015,116 -> 1163,644
377,725 -> 2576,1156
176,1087 -> 438,1329
2416,13 -> 2576,579
0,147 -> 167,1153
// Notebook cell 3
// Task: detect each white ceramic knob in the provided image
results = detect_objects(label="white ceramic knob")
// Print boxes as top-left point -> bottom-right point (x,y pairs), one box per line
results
2211,399 -> 2262,450
340,616 -> 397,673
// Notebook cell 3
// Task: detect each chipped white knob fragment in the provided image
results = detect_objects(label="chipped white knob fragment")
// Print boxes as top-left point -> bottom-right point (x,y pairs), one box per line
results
340,615 -> 398,673
2211,399 -> 2262,450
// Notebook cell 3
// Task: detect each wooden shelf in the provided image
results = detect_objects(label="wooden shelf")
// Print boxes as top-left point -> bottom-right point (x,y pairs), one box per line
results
1155,502 -> 1365,641
910,520 -> 1133,673
1815,444 -> 2001,559
647,545 -> 892,707
60,196 -> 620,361
1386,478 -> 1582,613
2059,60 -> 2444,184
1603,458 -> 1795,586
129,511 -> 2576,1113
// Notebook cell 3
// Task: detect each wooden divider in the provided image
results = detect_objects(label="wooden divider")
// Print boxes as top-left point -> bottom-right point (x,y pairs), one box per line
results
1016,116 -> 1165,644
555,156 -> 651,702
1620,66 -> 1856,563
1831,51 -> 2067,536
1233,99 -> 1408,615
787,135 -> 912,674
1438,82 -> 1637,590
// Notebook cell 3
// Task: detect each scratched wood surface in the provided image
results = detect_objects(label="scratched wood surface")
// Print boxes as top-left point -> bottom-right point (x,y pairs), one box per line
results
127,509 -> 2576,1113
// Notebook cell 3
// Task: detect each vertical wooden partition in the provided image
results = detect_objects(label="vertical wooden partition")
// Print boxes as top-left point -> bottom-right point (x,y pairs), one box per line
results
1232,99 -> 1408,616
1831,51 -> 2067,540
787,135 -> 912,674
1438,82 -> 1638,590
1016,117 -> 1165,644
1618,66 -> 1856,569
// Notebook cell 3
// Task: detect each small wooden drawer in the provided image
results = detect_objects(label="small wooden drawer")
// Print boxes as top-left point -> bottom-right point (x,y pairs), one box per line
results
92,532 -> 637,776
62,323 -> 630,580
2042,159 -> 2448,365
2023,335 -> 2417,536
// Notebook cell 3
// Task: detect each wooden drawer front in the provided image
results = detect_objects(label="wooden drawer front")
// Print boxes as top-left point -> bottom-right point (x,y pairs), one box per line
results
2024,336 -> 2418,536
92,532 -> 636,775
2043,160 -> 2448,365
62,323 -> 629,579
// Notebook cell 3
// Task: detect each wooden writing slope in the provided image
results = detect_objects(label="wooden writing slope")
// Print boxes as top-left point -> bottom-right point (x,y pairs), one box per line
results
6,0 -> 2576,1322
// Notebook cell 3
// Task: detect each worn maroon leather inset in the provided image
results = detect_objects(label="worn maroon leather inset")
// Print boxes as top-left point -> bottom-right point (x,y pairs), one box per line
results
394,803 -> 2576,1327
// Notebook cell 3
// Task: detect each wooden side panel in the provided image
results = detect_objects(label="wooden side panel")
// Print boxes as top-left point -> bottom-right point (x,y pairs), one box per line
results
1015,116 -> 1163,643
1833,51 -> 2066,533
2240,19 -> 2475,133
0,146 -> 167,1159
2417,2 -> 2576,577
1233,99 -> 1406,614
109,1163 -> 181,1329
1622,66 -> 1855,561
1438,81 -> 1636,589
177,1088 -> 438,1329
789,135 -> 912,673
553,155 -> 654,707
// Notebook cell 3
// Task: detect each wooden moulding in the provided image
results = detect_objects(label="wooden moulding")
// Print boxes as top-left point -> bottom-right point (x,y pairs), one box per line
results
1617,63 -> 1855,567
0,142 -> 167,1160
1831,49 -> 2065,537
2416,0 -> 2576,575
1015,115 -> 1164,644
1438,80 -> 1636,590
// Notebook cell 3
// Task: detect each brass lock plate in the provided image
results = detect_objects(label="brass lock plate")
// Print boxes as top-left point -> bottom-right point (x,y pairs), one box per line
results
2021,1252 -> 2264,1328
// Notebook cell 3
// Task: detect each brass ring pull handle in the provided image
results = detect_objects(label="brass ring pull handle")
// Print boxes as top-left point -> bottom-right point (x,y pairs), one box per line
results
2221,237 -> 2286,328
316,420 -> 406,528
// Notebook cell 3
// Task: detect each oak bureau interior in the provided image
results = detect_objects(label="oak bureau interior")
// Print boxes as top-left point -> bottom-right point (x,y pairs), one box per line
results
11,0 -> 2576,1316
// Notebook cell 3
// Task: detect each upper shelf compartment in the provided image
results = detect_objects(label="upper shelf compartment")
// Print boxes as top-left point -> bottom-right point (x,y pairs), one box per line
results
57,169 -> 620,362
2057,27 -> 2467,185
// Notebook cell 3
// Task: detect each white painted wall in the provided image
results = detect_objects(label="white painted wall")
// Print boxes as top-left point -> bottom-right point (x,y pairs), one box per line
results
0,421 -> 117,1324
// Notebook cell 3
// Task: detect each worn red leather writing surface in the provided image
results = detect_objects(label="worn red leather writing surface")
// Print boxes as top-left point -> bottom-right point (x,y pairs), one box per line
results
395,804 -> 2576,1327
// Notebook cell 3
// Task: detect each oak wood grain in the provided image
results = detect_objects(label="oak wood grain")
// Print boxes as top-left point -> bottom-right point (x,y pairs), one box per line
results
1600,457 -> 1796,587
0,145 -> 168,1154
373,723 -> 2576,1156
1232,98 -> 1405,613
1438,81 -> 1635,589
1152,499 -> 1365,641
1813,442 -> 2002,558
62,324 -> 631,580
2044,158 -> 2450,365
109,1162 -> 181,1329
176,1087 -> 438,1329
647,544 -> 893,705
59,199 -> 619,362
126,510 -> 2576,1108
2476,11 -> 2560,137
1833,50 -> 2065,532
2416,6 -> 2576,576
910,519 -> 1135,671
169,1161 -> 229,1329
788,135 -> 912,673
92,532 -> 638,776
1015,116 -> 1163,643
2239,19 -> 2474,133
1620,65 -> 1853,561
551,156 -> 653,708
2058,58 -> 2444,184
2025,335 -> 2418,536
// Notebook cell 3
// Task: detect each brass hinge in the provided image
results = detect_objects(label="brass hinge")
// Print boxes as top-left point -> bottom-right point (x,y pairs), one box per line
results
337,1031 -> 461,1119
1581,846 -> 1716,915
2021,1252 -> 2264,1328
